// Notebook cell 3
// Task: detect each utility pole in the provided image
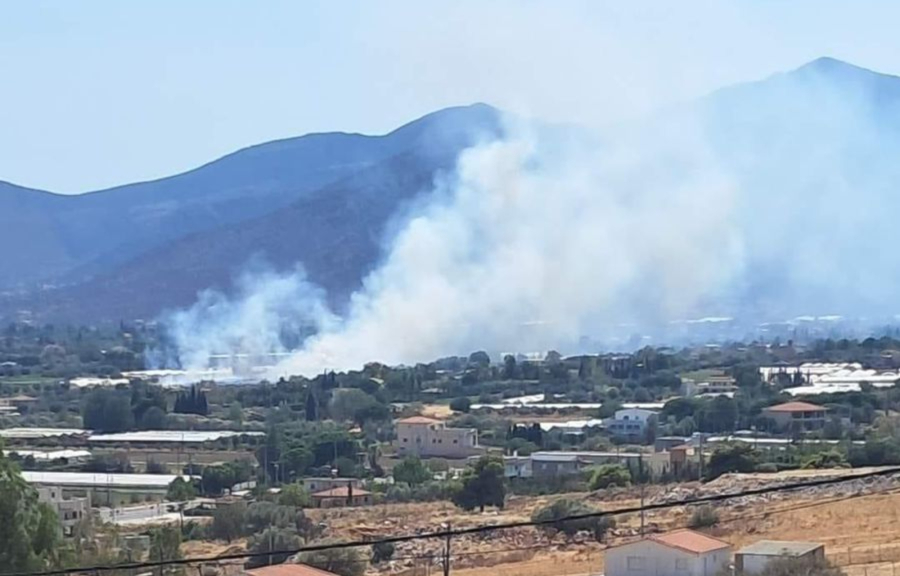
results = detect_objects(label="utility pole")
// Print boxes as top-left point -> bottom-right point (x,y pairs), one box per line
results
639,454 -> 645,537
442,523 -> 451,576
698,435 -> 705,481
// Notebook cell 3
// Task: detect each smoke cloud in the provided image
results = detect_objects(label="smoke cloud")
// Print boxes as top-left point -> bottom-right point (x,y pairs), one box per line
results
161,59 -> 900,376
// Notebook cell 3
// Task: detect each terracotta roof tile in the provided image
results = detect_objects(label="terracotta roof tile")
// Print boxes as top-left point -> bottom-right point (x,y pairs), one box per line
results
396,416 -> 440,424
245,563 -> 338,576
650,529 -> 731,554
765,401 -> 826,412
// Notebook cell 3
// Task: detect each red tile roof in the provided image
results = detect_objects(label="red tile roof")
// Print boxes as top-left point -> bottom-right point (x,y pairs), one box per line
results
765,401 -> 826,413
650,529 -> 731,554
310,486 -> 372,498
396,416 -> 440,424
245,563 -> 338,576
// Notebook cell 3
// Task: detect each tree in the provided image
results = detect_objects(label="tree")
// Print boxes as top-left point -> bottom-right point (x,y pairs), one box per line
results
688,505 -> 719,528
305,392 -> 319,421
209,503 -> 247,543
82,389 -> 134,433
372,541 -> 395,564
278,483 -> 311,507
468,351 -> 491,367
451,455 -> 506,512
588,464 -> 631,490
531,499 -> 616,542
245,528 -> 301,568
449,397 -> 472,413
706,443 -> 759,480
140,406 -> 168,430
0,450 -> 62,574
149,525 -> 182,563
801,450 -> 849,469
166,478 -> 196,502
502,355 -> 518,379
393,456 -> 432,486
295,545 -> 365,576
228,402 -> 244,425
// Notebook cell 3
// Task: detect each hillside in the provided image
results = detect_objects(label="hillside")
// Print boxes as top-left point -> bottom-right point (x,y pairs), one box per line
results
0,103 -> 502,291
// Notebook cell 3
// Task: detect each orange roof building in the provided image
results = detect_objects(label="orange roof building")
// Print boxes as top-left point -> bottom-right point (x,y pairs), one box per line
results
244,563 -> 339,576
605,529 -> 732,576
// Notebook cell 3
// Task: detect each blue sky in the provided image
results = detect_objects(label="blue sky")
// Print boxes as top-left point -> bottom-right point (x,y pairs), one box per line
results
2,0 -> 899,193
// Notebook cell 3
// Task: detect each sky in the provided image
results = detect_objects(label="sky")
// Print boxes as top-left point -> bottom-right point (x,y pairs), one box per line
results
2,0 -> 900,193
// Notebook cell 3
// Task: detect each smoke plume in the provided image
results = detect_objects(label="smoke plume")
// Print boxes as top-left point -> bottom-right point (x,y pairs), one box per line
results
161,59 -> 900,376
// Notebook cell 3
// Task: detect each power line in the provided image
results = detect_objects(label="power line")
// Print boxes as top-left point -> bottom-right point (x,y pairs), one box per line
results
16,465 -> 900,576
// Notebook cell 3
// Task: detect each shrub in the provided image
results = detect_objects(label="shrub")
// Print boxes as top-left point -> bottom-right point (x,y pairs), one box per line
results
589,464 -> 631,490
688,505 -> 719,528
372,541 -> 395,564
531,498 -> 615,542
450,397 -> 472,413
295,544 -> 365,576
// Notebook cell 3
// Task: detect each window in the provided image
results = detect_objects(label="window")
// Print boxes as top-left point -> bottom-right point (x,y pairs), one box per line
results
675,559 -> 689,571
453,439 -> 458,444
402,438 -> 408,443
627,556 -> 645,571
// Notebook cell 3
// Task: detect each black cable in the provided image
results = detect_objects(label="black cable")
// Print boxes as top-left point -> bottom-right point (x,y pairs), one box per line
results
16,465 -> 900,576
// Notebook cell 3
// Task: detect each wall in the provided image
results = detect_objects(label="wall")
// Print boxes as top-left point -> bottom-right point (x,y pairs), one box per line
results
395,422 -> 480,458
605,540 -> 730,576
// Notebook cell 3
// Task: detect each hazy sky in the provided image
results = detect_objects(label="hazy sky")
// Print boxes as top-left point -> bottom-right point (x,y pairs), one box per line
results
2,0 -> 899,193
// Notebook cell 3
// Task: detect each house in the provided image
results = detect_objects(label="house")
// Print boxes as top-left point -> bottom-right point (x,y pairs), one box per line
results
394,416 -> 482,458
605,529 -> 731,576
309,485 -> 372,508
606,408 -> 658,440
529,451 -> 644,479
243,563 -> 339,576
683,377 -> 737,398
300,477 -> 362,493
530,452 -> 579,478
37,486 -> 90,537
762,402 -> 827,433
502,455 -> 533,479
735,540 -> 825,574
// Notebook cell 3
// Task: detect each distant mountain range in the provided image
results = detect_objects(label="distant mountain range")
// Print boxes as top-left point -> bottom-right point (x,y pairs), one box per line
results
0,103 -> 503,322
5,57 -> 900,324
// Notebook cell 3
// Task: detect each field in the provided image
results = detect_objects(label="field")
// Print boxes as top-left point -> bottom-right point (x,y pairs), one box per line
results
299,468 -> 900,576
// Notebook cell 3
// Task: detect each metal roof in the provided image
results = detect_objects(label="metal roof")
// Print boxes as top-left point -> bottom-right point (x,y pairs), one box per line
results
88,430 -> 264,443
737,540 -> 823,557
21,471 -> 189,488
0,427 -> 87,438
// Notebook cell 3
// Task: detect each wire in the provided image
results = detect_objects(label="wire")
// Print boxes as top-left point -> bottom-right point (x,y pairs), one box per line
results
15,465 -> 900,576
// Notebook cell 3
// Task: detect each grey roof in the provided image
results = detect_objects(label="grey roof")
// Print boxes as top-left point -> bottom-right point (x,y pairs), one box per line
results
737,540 -> 823,557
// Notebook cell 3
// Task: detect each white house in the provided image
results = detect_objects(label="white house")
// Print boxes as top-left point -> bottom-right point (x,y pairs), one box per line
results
606,408 -> 659,439
605,529 -> 731,576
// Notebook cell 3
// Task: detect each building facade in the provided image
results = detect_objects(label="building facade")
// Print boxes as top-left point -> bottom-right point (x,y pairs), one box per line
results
606,408 -> 659,440
37,486 -> 90,537
762,402 -> 827,433
394,416 -> 481,458
310,486 -> 372,508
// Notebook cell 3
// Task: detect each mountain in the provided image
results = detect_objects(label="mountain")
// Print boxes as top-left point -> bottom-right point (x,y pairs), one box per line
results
0,103 -> 503,322
8,57 -> 900,325
0,103 -> 502,290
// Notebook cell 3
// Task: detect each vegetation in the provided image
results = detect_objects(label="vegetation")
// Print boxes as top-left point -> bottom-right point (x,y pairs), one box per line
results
451,455 -> 506,512
588,464 -> 631,490
392,456 -> 432,486
295,545 -> 366,576
706,444 -> 760,481
371,541 -> 395,564
0,451 -> 62,573
166,478 -> 197,502
277,483 -> 312,507
688,505 -> 720,528
758,555 -> 845,576
149,525 -> 183,563
245,528 -> 301,568
531,499 -> 615,542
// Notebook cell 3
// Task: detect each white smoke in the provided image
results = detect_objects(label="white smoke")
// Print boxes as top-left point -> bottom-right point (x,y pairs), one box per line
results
161,60 -> 900,376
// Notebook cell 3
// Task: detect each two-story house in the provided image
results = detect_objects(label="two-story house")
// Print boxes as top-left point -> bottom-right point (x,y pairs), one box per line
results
762,401 -> 827,433
606,408 -> 659,440
394,416 -> 482,458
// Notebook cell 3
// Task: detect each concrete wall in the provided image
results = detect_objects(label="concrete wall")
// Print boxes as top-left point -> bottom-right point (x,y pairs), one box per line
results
736,549 -> 824,575
395,422 -> 480,458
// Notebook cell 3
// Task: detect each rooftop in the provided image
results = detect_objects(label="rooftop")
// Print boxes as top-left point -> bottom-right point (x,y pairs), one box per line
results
310,486 -> 372,498
245,563 -> 339,576
737,540 -> 823,556
88,430 -> 264,443
765,401 -> 827,413
21,471 -> 189,488
650,529 -> 731,554
396,416 -> 440,425
0,427 -> 88,439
